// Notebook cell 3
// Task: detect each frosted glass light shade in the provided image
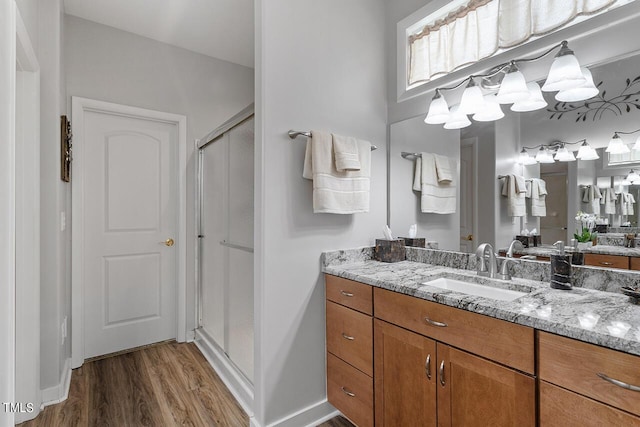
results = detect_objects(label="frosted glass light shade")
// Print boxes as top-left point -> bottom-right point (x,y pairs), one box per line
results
554,146 -> 576,162
518,149 -> 537,165
511,82 -> 548,112
555,68 -> 599,102
627,170 -> 640,183
535,147 -> 555,163
542,52 -> 585,92
632,136 -> 640,151
472,95 -> 504,122
458,82 -> 485,115
496,69 -> 530,104
443,105 -> 471,129
425,93 -> 450,124
606,133 -> 630,154
576,141 -> 599,160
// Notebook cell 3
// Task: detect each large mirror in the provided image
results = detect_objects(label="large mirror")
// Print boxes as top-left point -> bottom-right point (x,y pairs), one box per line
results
389,48 -> 640,255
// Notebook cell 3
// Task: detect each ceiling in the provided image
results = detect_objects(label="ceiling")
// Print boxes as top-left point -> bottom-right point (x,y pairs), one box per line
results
63,0 -> 254,68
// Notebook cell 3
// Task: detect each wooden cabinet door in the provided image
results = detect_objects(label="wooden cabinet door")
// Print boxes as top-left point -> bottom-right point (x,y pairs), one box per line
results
437,345 -> 535,427
374,319 -> 437,427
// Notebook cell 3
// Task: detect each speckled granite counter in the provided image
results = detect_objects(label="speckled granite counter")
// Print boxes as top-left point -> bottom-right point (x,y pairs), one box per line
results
583,245 -> 640,257
321,247 -> 640,356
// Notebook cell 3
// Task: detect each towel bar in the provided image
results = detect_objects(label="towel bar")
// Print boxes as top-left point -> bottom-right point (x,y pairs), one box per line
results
498,175 -> 532,182
401,152 -> 421,159
288,130 -> 377,150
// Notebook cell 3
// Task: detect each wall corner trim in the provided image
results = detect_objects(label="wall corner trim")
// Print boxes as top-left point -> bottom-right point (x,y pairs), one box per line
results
41,357 -> 71,407
265,400 -> 339,427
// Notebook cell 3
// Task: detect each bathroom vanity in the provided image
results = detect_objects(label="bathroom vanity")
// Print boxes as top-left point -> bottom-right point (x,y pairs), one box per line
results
323,247 -> 640,426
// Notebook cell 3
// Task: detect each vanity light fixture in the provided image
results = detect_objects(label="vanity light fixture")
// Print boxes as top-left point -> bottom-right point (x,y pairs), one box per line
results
473,94 -> 504,122
443,105 -> 471,130
606,133 -> 631,154
425,41 -> 592,129
626,169 -> 640,184
518,139 -> 596,165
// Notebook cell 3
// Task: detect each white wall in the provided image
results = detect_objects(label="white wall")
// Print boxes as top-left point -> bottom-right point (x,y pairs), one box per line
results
64,15 -> 254,344
389,116 -> 460,249
0,2 -> 16,426
254,0 -> 387,425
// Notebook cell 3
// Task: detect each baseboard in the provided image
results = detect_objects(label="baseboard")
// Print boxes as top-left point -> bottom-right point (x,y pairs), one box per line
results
194,328 -> 254,417
264,399 -> 338,427
186,329 -> 196,342
41,357 -> 71,407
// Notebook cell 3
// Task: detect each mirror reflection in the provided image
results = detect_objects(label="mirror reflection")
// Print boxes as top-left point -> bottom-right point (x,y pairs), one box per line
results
389,51 -> 640,260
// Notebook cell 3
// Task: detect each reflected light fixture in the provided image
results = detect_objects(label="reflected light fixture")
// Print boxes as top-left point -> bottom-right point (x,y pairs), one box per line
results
554,144 -> 576,162
443,105 -> 471,129
425,40 -> 596,130
535,147 -> 555,163
472,94 -> 504,122
626,169 -> 640,183
518,148 -> 537,165
606,133 -> 630,154
511,82 -> 547,112
576,140 -> 599,160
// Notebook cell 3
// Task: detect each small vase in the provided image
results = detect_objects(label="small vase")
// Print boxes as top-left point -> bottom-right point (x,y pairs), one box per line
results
576,241 -> 593,251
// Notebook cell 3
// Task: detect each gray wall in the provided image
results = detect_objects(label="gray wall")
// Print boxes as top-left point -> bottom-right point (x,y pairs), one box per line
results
64,15 -> 255,341
254,0 -> 387,425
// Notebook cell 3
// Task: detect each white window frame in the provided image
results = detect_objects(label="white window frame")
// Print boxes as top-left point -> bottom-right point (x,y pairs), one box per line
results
396,0 -> 639,103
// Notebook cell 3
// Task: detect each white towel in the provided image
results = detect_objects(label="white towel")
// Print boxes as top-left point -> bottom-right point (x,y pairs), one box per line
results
414,152 -> 456,214
619,192 -> 636,215
413,157 -> 422,191
434,153 -> 453,184
303,130 -> 370,214
601,187 -> 617,214
501,174 -> 526,217
332,134 -> 361,171
582,186 -> 602,215
530,178 -> 547,217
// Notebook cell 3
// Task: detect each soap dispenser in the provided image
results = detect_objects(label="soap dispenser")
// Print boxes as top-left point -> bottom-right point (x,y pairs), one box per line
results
550,241 -> 572,290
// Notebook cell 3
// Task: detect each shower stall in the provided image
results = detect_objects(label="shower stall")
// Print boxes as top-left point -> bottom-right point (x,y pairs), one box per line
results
195,104 -> 254,410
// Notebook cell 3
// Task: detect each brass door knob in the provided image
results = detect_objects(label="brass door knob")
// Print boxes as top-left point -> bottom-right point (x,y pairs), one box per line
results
465,234 -> 473,241
163,238 -> 175,247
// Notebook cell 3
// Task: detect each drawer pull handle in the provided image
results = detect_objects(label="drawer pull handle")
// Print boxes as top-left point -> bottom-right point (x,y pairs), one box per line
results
439,361 -> 445,386
340,290 -> 354,297
600,262 -> 613,266
597,373 -> 640,392
341,333 -> 355,341
425,354 -> 431,380
341,386 -> 356,397
425,316 -> 448,327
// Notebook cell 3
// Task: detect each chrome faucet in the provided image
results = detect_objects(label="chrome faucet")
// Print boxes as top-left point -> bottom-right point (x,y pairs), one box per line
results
496,258 -> 519,280
475,243 -> 497,278
506,239 -> 525,258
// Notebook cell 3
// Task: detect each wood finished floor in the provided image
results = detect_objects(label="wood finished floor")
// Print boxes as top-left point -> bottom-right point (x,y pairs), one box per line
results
17,341 -> 354,427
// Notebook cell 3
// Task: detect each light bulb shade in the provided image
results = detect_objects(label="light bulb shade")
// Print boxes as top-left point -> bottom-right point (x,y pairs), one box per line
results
472,95 -> 504,122
576,142 -> 599,160
496,69 -> 530,104
628,170 -> 640,183
511,82 -> 548,112
518,149 -> 537,165
555,68 -> 599,102
606,134 -> 630,154
425,93 -> 450,124
632,136 -> 640,151
542,51 -> 585,92
554,146 -> 576,162
443,105 -> 471,129
535,147 -> 555,163
458,83 -> 485,115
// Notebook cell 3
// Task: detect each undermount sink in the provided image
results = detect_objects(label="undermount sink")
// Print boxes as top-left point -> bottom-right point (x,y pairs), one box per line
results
422,277 -> 528,302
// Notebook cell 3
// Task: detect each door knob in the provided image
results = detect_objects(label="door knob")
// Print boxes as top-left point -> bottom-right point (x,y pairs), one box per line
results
463,234 -> 473,241
163,238 -> 175,247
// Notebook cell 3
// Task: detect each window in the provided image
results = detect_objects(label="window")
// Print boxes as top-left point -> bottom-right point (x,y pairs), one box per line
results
402,0 -> 633,92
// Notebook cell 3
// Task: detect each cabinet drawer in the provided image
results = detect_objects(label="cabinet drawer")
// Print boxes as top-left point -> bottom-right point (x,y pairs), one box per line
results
327,353 -> 374,427
326,300 -> 373,376
629,256 -> 640,270
374,288 -> 534,374
584,253 -> 629,269
538,331 -> 640,417
326,274 -> 373,315
540,381 -> 640,426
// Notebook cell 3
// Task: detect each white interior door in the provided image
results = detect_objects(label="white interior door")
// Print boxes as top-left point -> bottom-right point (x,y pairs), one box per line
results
80,108 -> 178,359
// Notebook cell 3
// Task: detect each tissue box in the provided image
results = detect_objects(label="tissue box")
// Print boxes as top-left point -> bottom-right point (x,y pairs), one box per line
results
516,235 -> 540,248
399,237 -> 426,248
374,239 -> 406,262
595,224 -> 608,233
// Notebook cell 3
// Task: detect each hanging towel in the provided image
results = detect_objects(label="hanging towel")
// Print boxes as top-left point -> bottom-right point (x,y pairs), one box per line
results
303,130 -> 371,214
619,192 -> 636,216
582,185 -> 602,215
433,154 -> 454,184
414,152 -> 456,214
629,193 -> 636,215
530,178 -> 547,217
332,133 -> 361,171
413,157 -> 422,191
501,174 -> 526,217
601,187 -> 617,215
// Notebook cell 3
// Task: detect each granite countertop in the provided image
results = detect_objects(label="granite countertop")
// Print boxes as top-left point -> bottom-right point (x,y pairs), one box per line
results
322,249 -> 640,356
583,245 -> 640,257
